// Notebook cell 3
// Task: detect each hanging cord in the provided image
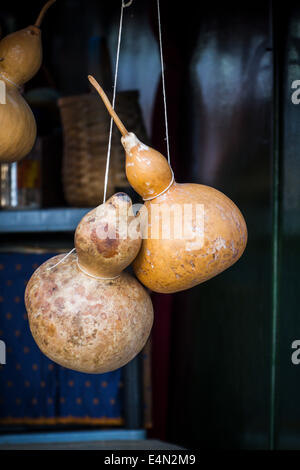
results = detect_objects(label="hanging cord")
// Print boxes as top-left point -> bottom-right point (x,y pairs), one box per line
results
46,1 -> 132,276
46,248 -> 120,280
157,0 -> 170,165
143,1 -> 173,202
46,248 -> 76,271
143,169 -> 174,201
103,0 -> 132,203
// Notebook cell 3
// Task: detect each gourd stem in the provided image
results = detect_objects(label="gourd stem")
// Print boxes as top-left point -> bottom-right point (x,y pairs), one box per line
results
35,0 -> 56,28
88,75 -> 128,137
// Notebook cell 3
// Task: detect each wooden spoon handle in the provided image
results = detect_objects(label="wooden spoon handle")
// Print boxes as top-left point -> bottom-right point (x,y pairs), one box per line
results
35,0 -> 56,28
88,75 -> 128,137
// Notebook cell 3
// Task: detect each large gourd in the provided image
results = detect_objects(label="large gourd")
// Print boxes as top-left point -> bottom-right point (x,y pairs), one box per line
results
88,76 -> 248,294
0,0 -> 56,162
25,193 -> 153,373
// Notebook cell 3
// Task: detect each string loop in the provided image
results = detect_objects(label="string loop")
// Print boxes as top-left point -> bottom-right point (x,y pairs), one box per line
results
76,260 -> 120,280
143,169 -> 174,201
46,248 -> 76,271
47,250 -> 121,281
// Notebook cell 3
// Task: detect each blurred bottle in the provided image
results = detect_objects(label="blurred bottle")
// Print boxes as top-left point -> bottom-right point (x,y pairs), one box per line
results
0,138 -> 42,209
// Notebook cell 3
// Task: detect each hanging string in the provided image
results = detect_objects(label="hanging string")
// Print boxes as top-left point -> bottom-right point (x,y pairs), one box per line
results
46,248 -> 76,271
46,248 -> 120,280
47,1 -> 132,275
143,169 -> 174,201
103,0 -> 131,203
156,0 -> 170,165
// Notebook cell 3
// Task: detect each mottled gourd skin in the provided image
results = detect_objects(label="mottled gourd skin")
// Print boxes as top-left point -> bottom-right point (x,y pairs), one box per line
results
25,193 -> 153,373
133,182 -> 247,294
25,254 -> 153,373
75,192 -> 141,279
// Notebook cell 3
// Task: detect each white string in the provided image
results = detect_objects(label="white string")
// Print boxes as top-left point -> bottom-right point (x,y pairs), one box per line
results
157,0 -> 170,165
46,248 -> 76,271
0,73 -> 21,91
143,169 -> 174,201
46,249 -> 120,280
76,259 -> 120,280
103,0 -> 130,203
46,4 -> 128,274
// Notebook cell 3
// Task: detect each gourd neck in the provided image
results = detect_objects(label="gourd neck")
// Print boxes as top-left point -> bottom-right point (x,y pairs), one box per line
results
76,256 -> 122,279
86,76 -> 175,200
121,132 -> 174,200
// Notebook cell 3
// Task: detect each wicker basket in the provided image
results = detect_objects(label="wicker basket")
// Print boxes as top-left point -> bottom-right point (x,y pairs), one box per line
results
58,91 -> 147,207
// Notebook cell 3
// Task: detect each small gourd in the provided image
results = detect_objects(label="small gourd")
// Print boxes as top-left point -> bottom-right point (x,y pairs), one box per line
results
25,193 -> 153,373
0,0 -> 56,162
88,76 -> 248,294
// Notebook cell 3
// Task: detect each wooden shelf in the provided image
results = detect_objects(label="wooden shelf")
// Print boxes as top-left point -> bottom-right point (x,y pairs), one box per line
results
0,208 -> 90,233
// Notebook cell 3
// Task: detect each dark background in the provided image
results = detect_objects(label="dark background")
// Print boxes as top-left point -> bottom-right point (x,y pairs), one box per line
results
0,0 -> 299,449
